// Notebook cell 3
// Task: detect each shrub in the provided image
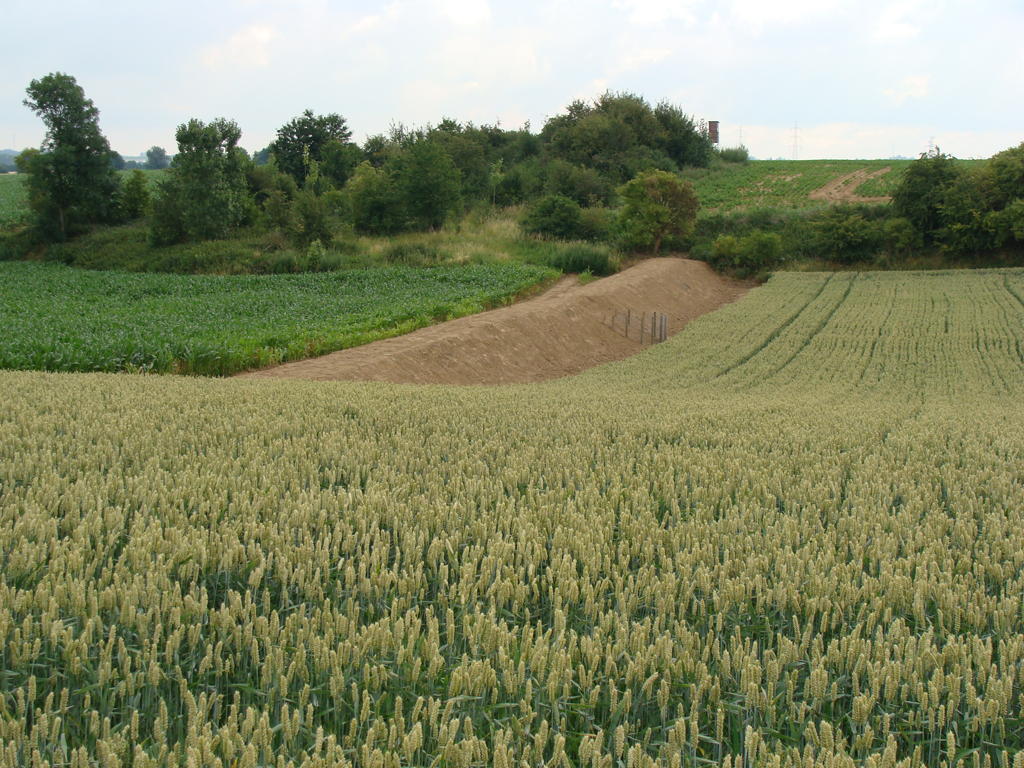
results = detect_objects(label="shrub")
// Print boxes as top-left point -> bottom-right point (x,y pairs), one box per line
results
891,150 -> 961,242
1008,199 -> 1024,242
718,146 -> 750,164
736,230 -> 782,268
120,169 -> 151,220
711,231 -> 781,270
382,242 -> 448,267
882,217 -> 921,256
345,162 -> 405,235
522,195 -> 585,240
810,206 -> 885,263
548,244 -> 614,276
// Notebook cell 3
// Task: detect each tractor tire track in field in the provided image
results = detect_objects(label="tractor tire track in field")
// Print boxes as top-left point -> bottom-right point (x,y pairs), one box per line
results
769,274 -> 858,380
714,274 -> 834,379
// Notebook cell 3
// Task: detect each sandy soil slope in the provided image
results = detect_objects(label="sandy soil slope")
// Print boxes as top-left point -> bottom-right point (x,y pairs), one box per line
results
236,258 -> 753,385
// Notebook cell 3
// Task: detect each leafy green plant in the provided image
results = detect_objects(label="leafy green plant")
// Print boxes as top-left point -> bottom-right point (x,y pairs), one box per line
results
0,261 -> 556,375
522,194 -> 586,240
547,243 -> 614,276
617,170 -> 699,254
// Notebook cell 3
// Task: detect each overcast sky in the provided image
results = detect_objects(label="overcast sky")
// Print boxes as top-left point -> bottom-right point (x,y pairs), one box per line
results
2,0 -> 1022,160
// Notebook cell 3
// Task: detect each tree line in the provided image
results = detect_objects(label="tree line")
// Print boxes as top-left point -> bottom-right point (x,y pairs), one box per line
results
14,72 -> 715,252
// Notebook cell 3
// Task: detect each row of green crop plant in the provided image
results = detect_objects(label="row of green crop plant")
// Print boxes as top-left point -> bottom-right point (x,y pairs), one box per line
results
0,260 -> 556,375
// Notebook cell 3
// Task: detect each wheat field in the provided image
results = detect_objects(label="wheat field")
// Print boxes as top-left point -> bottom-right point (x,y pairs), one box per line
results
2,270 -> 1024,768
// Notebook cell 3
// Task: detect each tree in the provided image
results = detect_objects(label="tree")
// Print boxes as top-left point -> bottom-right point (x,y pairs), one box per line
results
145,146 -> 170,170
344,161 -> 404,235
150,118 -> 252,244
271,110 -> 353,184
617,170 -> 699,255
891,150 -> 961,242
319,140 -> 363,189
22,72 -> 121,239
393,138 -> 461,230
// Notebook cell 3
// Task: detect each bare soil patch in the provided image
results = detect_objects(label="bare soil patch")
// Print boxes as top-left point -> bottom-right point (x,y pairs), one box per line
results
809,166 -> 892,204
237,258 -> 752,385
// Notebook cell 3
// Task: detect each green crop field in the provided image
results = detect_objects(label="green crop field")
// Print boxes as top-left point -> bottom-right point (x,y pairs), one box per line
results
0,261 -> 556,375
686,159 -> 911,212
3,269 -> 1024,768
0,174 -> 29,228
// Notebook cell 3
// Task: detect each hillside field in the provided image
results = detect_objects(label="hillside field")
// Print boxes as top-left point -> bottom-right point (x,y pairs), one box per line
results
3,269 -> 1024,768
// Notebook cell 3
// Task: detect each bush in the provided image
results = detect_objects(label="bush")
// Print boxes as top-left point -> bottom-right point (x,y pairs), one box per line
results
548,244 -> 614,276
810,206 -> 885,263
882,217 -> 921,256
119,169 -> 151,220
1008,199 -> 1024,242
345,162 -> 405,235
287,190 -> 343,247
711,231 -> 781,270
717,146 -> 749,164
891,151 -> 961,242
382,242 -> 448,267
522,195 -> 585,240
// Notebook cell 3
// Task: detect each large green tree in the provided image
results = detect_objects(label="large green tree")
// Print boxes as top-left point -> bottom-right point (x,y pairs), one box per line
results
617,170 -> 699,255
144,146 -> 170,170
271,110 -> 354,184
21,72 -> 120,239
150,118 -> 252,244
393,138 -> 462,230
891,150 -> 962,243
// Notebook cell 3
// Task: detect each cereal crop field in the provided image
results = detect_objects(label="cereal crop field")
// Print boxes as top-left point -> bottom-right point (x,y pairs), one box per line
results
2,270 -> 1024,768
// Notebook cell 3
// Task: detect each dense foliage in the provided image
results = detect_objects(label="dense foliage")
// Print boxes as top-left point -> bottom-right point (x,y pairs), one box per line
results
149,119 -> 252,245
0,261 -> 555,375
3,270 -> 1024,768
19,72 -> 121,240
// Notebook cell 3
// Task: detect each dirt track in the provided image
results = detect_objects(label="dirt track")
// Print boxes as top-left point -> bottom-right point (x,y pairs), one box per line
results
237,258 -> 753,385
809,167 -> 892,204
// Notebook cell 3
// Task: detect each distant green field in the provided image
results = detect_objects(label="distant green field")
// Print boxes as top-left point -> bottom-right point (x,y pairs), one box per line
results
0,261 -> 556,375
686,159 -> 912,212
0,170 -> 166,231
0,174 -> 29,228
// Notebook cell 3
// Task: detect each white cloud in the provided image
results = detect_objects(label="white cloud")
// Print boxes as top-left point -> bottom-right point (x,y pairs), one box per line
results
202,25 -> 275,69
434,29 -> 548,87
612,47 -> 673,73
342,5 -> 402,39
872,1 -> 922,42
883,75 -> 929,105
432,0 -> 491,26
615,0 -> 703,26
728,0 -> 849,33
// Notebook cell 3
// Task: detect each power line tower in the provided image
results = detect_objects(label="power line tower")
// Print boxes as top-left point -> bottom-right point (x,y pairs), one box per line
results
738,125 -> 744,147
927,136 -> 935,156
791,121 -> 801,160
